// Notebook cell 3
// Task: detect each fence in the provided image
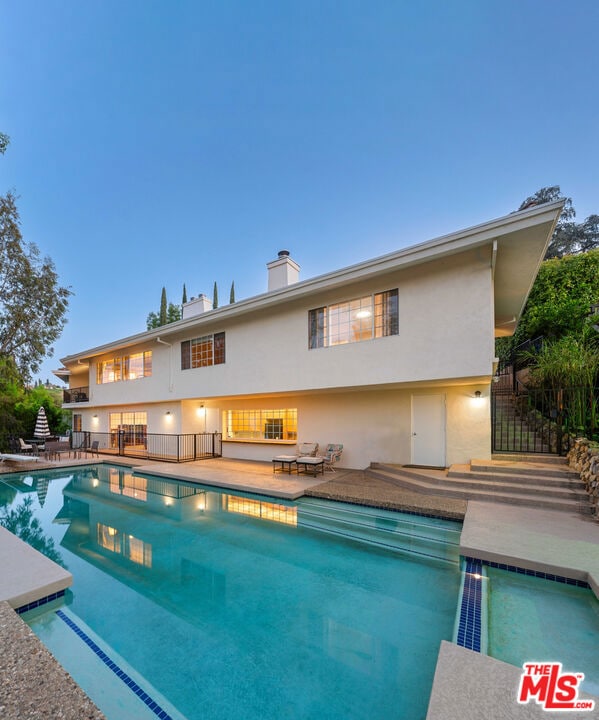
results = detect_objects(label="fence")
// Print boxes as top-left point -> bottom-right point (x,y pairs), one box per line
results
71,431 -> 222,463
492,384 -> 599,455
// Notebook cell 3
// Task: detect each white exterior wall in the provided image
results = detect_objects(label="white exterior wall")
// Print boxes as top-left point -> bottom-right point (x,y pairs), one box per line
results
85,247 -> 494,407
215,384 -> 490,468
68,247 -> 494,468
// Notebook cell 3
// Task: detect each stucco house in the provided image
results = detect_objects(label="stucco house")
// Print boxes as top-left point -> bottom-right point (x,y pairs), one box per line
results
58,201 -> 563,469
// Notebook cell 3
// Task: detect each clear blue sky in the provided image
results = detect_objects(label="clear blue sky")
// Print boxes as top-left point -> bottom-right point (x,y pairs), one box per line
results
1,1 -> 597,383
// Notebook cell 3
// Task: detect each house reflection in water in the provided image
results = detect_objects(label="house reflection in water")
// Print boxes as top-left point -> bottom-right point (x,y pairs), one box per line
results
60,465 -> 298,579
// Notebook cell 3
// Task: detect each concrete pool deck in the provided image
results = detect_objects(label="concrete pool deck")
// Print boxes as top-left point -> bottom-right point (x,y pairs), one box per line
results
0,455 -> 598,719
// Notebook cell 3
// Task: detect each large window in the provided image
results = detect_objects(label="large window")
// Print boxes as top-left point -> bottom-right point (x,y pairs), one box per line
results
309,289 -> 398,349
223,409 -> 297,441
109,412 -> 147,449
97,351 -> 152,384
181,332 -> 225,370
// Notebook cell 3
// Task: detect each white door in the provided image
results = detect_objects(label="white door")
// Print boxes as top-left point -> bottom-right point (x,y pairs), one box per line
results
411,394 -> 446,467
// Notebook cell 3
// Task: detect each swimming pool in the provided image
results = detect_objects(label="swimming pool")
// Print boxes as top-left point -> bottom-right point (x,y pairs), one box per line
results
0,465 -> 462,720
3,464 -> 598,717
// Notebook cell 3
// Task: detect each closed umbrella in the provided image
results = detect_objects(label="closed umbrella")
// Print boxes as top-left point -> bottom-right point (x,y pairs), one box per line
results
34,406 -> 51,440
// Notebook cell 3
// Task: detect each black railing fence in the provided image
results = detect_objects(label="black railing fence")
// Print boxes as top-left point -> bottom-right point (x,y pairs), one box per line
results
71,431 -> 222,463
492,383 -> 599,455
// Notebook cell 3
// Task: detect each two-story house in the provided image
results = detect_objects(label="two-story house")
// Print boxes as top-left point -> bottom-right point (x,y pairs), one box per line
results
58,200 -> 562,469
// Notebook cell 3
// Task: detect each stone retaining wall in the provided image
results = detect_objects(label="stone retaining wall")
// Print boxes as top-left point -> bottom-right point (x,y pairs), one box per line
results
567,437 -> 599,518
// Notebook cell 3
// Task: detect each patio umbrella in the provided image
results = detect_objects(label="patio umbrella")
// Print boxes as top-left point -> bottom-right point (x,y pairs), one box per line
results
34,406 -> 51,440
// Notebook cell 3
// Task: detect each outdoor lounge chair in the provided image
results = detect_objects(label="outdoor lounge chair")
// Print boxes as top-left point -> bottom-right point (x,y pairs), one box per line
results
322,444 -> 343,471
18,438 -> 35,455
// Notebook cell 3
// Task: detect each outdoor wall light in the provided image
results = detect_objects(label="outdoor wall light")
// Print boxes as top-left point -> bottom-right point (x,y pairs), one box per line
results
93,414 -> 98,418
197,404 -> 206,417
166,411 -> 171,415
474,391 -> 482,399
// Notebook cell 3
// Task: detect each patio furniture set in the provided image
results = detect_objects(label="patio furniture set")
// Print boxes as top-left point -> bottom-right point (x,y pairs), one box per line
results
5,437 -> 100,462
272,443 -> 343,477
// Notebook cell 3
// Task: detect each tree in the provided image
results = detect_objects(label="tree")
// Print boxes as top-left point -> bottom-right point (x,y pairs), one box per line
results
519,186 -> 599,259
0,356 -> 25,449
146,288 -> 181,329
182,283 -> 187,304
518,250 -> 599,343
0,133 -> 9,155
166,302 -> 181,324
496,249 -> 599,363
14,384 -> 69,438
0,192 -> 71,380
213,281 -> 218,309
159,286 -> 167,325
230,281 -> 235,304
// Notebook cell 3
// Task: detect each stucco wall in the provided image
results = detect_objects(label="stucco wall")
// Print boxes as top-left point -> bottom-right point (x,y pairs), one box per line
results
76,382 -> 490,469
82,247 -> 494,408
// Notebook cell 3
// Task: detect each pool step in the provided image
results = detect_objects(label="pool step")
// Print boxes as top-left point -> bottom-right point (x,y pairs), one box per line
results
366,462 -> 592,515
295,497 -> 461,562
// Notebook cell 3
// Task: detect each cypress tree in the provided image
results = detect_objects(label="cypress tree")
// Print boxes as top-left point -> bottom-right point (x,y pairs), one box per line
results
182,283 -> 188,304
230,281 -> 235,304
213,281 -> 218,309
159,287 -> 167,325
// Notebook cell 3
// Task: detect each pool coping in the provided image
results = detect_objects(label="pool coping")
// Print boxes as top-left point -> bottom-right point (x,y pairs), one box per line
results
0,524 -> 72,610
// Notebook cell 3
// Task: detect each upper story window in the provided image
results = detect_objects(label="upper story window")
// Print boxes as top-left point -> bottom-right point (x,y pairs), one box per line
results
97,351 -> 152,384
309,289 -> 398,349
181,332 -> 225,370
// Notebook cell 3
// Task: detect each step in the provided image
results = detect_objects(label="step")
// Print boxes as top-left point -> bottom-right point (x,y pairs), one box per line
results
365,466 -> 592,515
491,453 -> 567,465
442,470 -> 588,501
458,460 -> 580,481
295,497 -> 461,562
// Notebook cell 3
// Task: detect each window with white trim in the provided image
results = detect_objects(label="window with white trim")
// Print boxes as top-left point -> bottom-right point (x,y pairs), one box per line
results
223,409 -> 297,441
309,289 -> 398,349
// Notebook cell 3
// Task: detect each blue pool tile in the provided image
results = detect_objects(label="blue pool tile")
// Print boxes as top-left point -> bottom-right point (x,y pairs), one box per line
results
16,589 -> 66,615
56,610 -> 174,720
462,556 -> 589,588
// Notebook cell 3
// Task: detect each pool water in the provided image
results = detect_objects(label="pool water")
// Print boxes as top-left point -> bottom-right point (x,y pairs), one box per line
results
0,465 -> 462,720
487,566 -> 599,697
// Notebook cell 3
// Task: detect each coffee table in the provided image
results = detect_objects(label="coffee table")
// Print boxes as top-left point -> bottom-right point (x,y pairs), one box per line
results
296,456 -> 325,476
272,455 -> 297,474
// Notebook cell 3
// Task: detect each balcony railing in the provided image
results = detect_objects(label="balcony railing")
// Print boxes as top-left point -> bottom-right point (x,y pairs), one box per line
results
71,431 -> 222,463
64,386 -> 89,403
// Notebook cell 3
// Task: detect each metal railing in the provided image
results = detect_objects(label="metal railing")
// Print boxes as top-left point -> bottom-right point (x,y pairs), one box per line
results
71,431 -> 222,462
492,384 -> 599,455
63,386 -> 90,403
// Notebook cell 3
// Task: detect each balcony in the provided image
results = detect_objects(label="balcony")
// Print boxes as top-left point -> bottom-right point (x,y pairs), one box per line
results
63,386 -> 89,404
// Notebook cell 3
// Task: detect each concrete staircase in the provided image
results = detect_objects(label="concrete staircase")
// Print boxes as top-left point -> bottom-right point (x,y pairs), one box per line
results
367,455 -> 592,514
492,392 -> 552,453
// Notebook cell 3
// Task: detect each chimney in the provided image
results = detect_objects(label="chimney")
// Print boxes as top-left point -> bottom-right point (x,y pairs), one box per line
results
267,250 -> 300,291
182,293 -> 213,319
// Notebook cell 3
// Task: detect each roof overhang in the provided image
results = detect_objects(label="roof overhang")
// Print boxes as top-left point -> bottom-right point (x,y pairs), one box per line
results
61,200 -> 563,364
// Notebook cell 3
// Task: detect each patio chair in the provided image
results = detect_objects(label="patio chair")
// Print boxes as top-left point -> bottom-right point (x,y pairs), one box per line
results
296,442 -> 319,457
86,440 -> 100,458
18,438 -> 34,455
322,444 -> 343,471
